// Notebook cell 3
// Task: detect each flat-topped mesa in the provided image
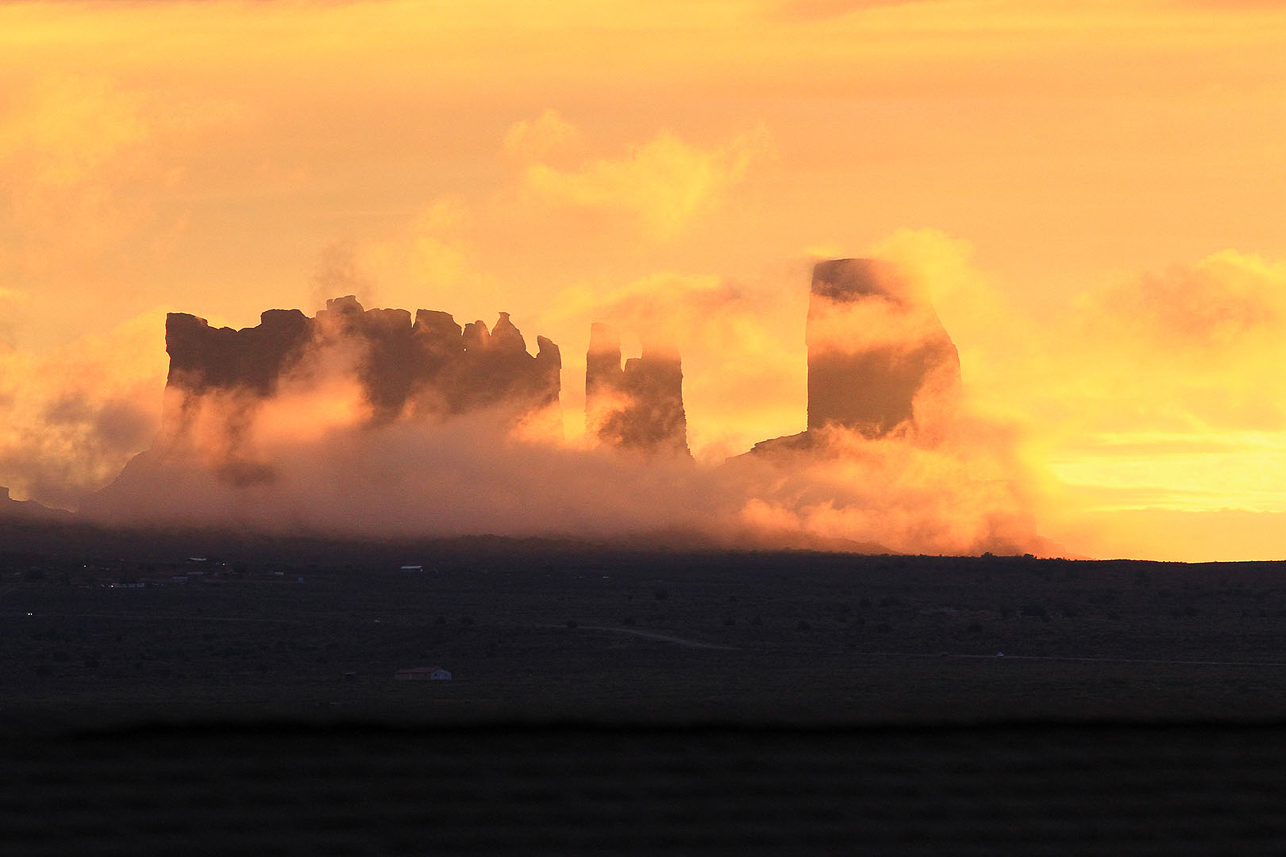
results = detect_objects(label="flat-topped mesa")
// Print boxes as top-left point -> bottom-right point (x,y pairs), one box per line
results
166,308 -> 313,396
739,259 -> 963,461
806,258 -> 961,438
585,322 -> 690,456
163,309 -> 314,447
162,297 -> 561,444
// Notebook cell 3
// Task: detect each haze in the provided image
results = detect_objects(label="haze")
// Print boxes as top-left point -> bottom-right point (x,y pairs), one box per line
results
3,0 -> 1286,562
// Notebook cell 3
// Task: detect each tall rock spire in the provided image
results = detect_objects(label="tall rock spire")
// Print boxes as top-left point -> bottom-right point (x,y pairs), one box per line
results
585,322 -> 690,456
806,258 -> 961,437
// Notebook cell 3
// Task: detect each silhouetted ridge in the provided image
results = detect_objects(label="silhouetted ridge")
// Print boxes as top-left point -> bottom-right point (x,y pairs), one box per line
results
585,322 -> 689,456
166,308 -> 312,397
807,258 -> 960,436
99,298 -> 568,498
749,258 -> 962,458
163,297 -> 560,436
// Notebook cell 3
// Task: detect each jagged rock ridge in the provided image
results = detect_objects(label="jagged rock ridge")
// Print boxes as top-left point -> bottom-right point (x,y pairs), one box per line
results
164,296 -> 561,437
585,322 -> 689,456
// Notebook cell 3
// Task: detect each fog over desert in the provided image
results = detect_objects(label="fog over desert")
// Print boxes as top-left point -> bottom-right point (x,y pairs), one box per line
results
4,1 -> 1286,561
8,9 -> 1286,853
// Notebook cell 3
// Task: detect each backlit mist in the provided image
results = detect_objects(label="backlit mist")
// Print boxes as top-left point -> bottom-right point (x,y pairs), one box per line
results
4,0 -> 1286,561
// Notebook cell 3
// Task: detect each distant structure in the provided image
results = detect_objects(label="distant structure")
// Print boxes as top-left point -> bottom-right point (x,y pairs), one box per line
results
807,258 -> 960,436
585,322 -> 690,456
749,258 -> 962,456
395,667 -> 452,681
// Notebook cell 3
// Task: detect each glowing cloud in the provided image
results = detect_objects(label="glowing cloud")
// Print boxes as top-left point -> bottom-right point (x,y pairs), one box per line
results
523,125 -> 773,239
0,309 -> 169,509
503,108 -> 582,162
4,0 -> 1286,560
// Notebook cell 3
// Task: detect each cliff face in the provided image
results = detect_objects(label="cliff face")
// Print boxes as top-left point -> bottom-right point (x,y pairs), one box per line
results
744,258 -> 962,459
160,297 -> 561,468
166,308 -> 313,397
585,322 -> 689,456
304,297 -> 561,423
806,258 -> 961,437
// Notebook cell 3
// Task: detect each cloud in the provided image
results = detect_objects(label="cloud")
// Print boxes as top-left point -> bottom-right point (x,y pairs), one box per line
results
728,415 -> 1047,555
772,0 -> 940,21
0,75 -> 148,189
522,125 -> 774,239
311,240 -> 379,310
546,269 -> 807,458
0,75 -> 155,268
0,287 -> 22,346
0,72 -> 233,308
14,221 -> 1285,561
853,237 -> 1286,557
1042,250 -> 1286,440
1079,250 -> 1286,352
1024,252 -> 1286,554
0,309 -> 169,509
74,279 -> 1051,557
341,196 -> 485,320
503,108 -> 581,162
90,396 -> 1050,556
860,233 -> 1286,437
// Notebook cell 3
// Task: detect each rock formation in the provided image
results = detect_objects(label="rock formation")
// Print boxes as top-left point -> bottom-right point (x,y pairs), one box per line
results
807,258 -> 960,436
164,297 -> 559,430
0,486 -> 68,521
158,297 -> 561,482
749,258 -> 961,456
585,322 -> 689,456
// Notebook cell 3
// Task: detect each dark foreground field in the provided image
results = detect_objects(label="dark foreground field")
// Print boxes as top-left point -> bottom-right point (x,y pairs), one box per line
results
4,535 -> 1286,853
6,721 -> 1285,855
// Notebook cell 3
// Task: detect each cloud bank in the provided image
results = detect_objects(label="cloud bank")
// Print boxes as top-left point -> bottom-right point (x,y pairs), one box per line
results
74,270 -> 1048,558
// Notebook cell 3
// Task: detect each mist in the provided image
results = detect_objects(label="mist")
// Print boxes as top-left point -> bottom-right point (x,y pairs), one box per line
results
61,254 -> 1051,557
87,393 -> 1046,556
6,233 -> 1285,560
0,309 -> 168,510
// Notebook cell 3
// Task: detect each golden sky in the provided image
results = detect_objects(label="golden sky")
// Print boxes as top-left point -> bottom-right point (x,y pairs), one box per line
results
3,0 -> 1286,560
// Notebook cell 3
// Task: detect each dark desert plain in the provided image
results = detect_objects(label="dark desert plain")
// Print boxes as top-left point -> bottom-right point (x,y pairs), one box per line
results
7,522 -> 1286,854
8,0 -> 1286,853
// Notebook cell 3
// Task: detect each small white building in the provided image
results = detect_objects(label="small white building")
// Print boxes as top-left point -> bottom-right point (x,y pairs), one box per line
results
394,666 -> 452,681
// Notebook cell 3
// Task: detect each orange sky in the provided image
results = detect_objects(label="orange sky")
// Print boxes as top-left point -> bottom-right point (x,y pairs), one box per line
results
3,0 -> 1286,560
